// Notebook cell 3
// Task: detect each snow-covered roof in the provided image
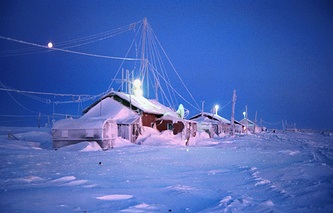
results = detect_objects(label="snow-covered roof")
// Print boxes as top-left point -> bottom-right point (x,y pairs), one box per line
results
239,118 -> 258,126
189,112 -> 231,124
82,97 -> 140,124
83,91 -> 180,119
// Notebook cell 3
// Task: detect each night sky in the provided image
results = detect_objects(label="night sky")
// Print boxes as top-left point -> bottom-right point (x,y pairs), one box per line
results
1,0 -> 332,130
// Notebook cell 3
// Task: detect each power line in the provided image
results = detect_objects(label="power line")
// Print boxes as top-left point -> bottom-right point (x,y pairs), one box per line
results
0,35 -> 141,61
0,87 -> 92,98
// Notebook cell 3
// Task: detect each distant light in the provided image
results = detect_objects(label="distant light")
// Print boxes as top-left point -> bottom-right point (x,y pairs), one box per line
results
133,79 -> 141,88
134,88 -> 143,96
243,111 -> 246,118
133,79 -> 143,96
47,42 -> 53,48
214,105 -> 219,115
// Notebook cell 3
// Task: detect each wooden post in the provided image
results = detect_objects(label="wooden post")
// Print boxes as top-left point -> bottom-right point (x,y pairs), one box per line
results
254,111 -> 257,133
201,101 -> 205,114
230,90 -> 236,136
245,105 -> 248,134
37,112 -> 41,128
121,68 -> 124,92
126,69 -> 130,94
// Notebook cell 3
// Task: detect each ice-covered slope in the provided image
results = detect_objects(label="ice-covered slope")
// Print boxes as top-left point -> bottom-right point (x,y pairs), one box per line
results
0,127 -> 332,212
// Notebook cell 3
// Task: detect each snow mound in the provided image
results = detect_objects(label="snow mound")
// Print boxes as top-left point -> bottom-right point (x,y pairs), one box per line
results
114,137 -> 135,147
50,176 -> 76,183
57,142 -> 102,152
96,194 -> 133,201
16,176 -> 44,183
140,130 -> 185,146
121,203 -> 158,212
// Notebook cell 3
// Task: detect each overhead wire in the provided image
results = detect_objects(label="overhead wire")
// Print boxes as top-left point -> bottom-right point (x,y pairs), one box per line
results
1,18 -> 202,120
0,81 -> 39,114
107,21 -> 143,92
0,35 -> 140,61
151,30 -> 201,111
148,62 -> 200,111
0,22 -> 139,58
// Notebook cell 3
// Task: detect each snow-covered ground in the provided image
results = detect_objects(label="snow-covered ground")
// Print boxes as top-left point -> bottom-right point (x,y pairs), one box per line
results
0,127 -> 332,212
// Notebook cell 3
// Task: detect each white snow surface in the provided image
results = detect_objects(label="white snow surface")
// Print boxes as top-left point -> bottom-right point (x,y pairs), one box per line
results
1,126 -> 333,212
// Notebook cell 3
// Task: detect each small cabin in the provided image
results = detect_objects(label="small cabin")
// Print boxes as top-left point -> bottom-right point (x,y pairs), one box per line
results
239,118 -> 261,133
52,118 -> 118,150
190,112 -> 230,137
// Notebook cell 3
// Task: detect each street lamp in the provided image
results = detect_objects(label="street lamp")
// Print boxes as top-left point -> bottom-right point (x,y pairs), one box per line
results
133,79 -> 143,96
214,105 -> 219,115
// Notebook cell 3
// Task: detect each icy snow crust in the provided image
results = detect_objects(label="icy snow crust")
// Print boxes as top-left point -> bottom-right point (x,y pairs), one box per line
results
1,127 -> 333,212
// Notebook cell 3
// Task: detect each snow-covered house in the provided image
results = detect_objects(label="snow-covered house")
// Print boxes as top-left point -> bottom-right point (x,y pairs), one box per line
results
82,91 -> 197,144
233,120 -> 244,134
81,95 -> 141,143
239,118 -> 261,133
52,118 -> 118,150
189,112 -> 231,137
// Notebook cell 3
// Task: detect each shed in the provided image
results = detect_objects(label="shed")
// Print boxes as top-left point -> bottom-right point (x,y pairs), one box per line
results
52,118 -> 118,150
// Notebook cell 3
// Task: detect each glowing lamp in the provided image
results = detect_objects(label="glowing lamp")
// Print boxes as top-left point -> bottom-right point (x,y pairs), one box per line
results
133,79 -> 141,88
134,88 -> 143,96
214,105 -> 219,115
133,79 -> 143,96
47,42 -> 53,48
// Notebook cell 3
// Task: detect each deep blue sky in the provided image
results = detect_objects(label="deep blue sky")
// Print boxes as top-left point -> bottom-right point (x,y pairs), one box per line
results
1,0 -> 332,130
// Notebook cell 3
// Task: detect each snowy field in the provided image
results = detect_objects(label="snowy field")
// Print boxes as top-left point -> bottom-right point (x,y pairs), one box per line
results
0,127 -> 332,212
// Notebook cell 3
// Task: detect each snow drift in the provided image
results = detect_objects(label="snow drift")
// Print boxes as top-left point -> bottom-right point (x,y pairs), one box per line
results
0,127 -> 332,212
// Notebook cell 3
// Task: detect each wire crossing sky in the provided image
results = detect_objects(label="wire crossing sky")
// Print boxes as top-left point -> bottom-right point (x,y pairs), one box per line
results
0,0 -> 332,129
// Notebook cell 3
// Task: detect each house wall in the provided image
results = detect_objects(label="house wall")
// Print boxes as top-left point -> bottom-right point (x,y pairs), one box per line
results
118,124 -> 130,141
142,113 -> 158,128
117,122 -> 141,143
173,121 -> 185,135
141,113 -> 185,135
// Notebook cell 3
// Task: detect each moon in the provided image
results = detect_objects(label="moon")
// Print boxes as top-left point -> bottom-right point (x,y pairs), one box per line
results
47,42 -> 53,48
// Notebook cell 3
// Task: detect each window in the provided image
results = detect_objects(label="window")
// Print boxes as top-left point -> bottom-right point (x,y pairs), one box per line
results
167,123 -> 173,130
61,130 -> 68,138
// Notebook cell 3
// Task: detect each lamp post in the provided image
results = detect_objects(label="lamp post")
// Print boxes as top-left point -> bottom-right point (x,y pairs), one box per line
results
214,105 -> 219,115
133,79 -> 143,97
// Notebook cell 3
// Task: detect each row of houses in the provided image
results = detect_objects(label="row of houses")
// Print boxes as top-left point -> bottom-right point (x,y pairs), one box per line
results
52,90 -> 260,149
52,90 -> 197,149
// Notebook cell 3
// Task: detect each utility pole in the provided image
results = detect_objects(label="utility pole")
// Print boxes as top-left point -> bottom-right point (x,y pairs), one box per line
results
37,112 -> 41,128
245,105 -> 248,134
254,111 -> 257,133
230,90 -> 236,136
121,68 -> 124,92
201,101 -> 205,114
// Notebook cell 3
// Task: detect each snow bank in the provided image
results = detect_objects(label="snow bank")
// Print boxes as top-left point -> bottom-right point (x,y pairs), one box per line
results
96,194 -> 133,201
57,141 -> 103,152
1,127 -> 333,212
